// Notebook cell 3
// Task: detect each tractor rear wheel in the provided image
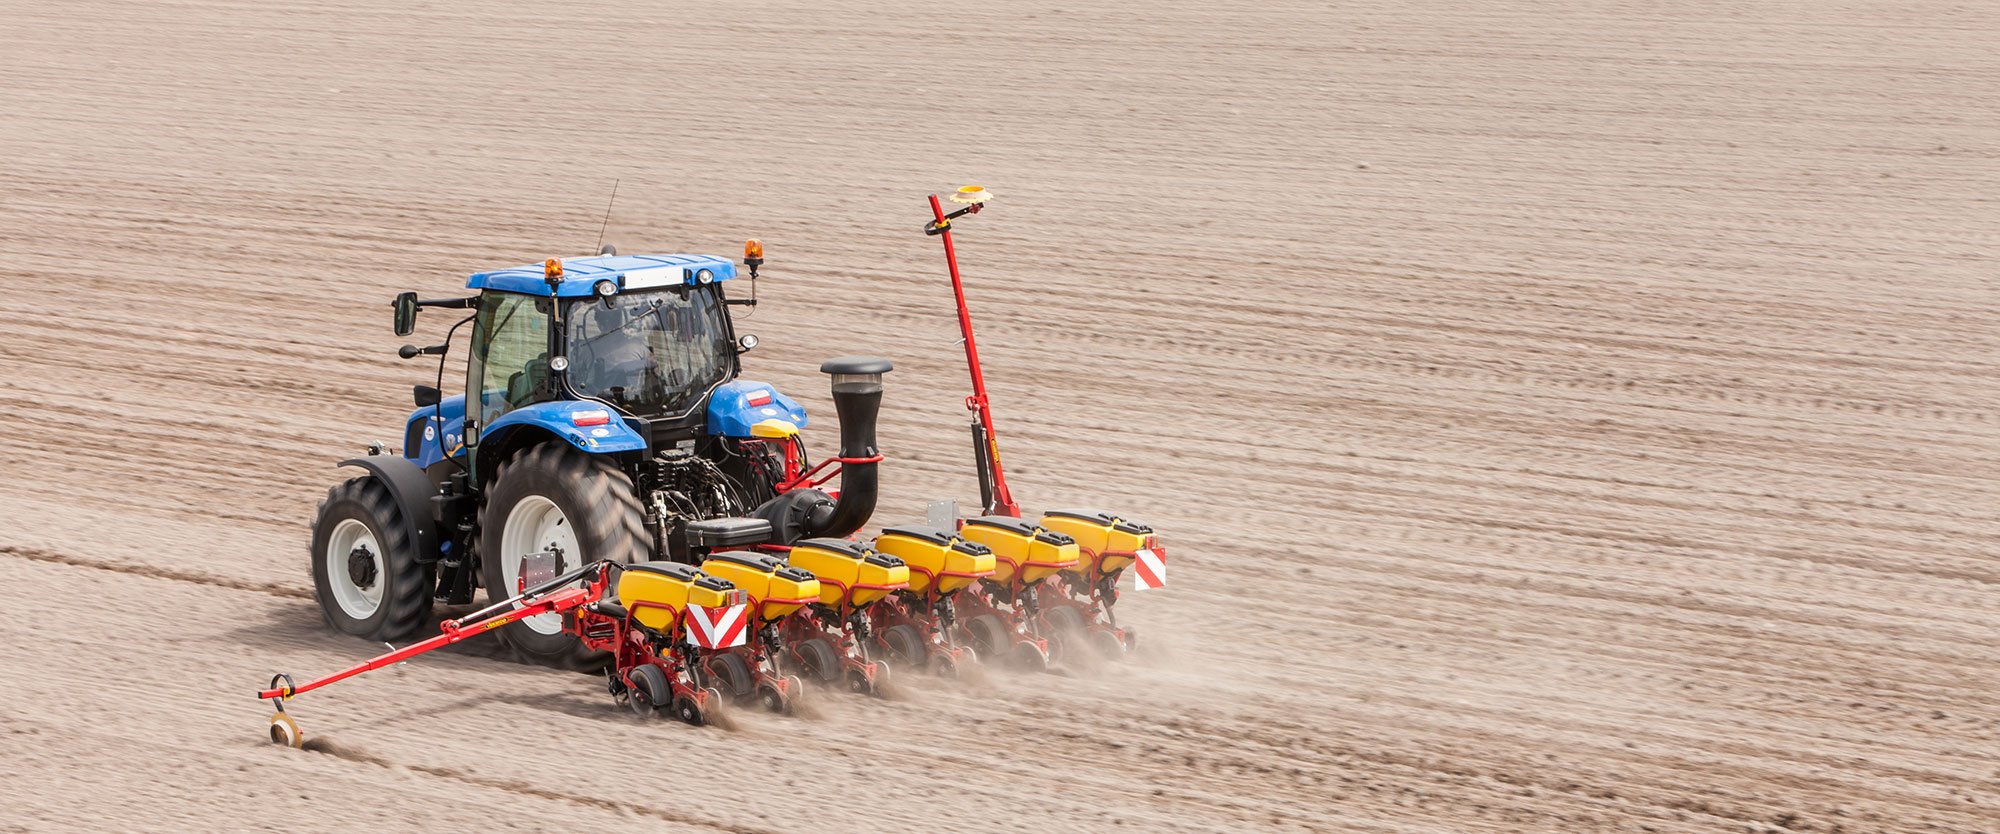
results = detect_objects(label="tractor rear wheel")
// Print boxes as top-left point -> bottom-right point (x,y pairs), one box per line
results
480,442 -> 648,671
309,476 -> 433,641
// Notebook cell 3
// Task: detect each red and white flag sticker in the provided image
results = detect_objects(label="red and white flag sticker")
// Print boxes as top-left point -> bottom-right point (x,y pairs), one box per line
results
686,603 -> 750,649
1132,548 -> 1165,591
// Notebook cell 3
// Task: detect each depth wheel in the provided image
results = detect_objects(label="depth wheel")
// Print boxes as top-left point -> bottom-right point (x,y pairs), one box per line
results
963,613 -> 1011,661
1044,604 -> 1088,637
705,652 -> 755,699
795,637 -> 842,683
1092,630 -> 1128,660
880,623 -> 928,670
480,443 -> 647,671
309,476 -> 433,642
1043,605 -> 1091,665
628,665 -> 670,717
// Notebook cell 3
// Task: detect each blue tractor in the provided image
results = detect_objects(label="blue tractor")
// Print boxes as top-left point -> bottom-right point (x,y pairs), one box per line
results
310,242 -> 892,668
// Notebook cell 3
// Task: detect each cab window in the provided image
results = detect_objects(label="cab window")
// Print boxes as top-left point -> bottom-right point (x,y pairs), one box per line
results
564,286 -> 735,417
466,292 -> 551,426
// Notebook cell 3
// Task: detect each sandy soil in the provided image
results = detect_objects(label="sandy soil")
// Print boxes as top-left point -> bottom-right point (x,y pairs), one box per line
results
1,1 -> 1996,831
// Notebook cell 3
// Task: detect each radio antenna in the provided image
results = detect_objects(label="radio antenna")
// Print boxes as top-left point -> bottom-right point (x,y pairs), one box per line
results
593,178 -> 621,255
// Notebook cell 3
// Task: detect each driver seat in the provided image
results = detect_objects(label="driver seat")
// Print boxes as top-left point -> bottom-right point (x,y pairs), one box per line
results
507,353 -> 551,407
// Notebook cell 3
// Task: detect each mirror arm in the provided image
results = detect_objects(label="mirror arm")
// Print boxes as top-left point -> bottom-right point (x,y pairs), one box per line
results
418,296 -> 477,309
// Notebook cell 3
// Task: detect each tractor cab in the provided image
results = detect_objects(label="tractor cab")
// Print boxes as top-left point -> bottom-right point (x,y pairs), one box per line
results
395,252 -> 808,479
459,254 -> 775,450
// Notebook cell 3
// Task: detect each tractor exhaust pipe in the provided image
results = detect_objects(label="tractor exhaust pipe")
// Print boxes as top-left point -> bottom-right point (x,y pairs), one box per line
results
812,356 -> 892,538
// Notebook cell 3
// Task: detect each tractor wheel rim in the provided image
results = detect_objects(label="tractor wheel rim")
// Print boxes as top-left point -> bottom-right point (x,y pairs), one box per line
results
326,518 -> 385,621
499,495 -> 580,635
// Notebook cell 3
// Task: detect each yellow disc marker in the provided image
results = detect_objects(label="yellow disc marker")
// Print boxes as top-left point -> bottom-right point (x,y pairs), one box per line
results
269,712 -> 303,748
949,185 -> 993,204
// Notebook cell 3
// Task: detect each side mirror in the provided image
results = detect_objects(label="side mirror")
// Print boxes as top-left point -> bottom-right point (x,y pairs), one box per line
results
413,384 -> 441,407
737,334 -> 760,354
392,292 -> 419,337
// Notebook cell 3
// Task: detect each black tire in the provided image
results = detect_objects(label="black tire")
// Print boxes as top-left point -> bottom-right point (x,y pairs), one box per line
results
1044,604 -> 1088,637
309,476 -> 433,641
705,651 -> 755,698
1092,630 -> 1127,660
628,664 -> 670,717
963,613 -> 1011,660
794,636 -> 841,682
1042,605 -> 1089,666
881,623 -> 928,669
479,442 -> 649,670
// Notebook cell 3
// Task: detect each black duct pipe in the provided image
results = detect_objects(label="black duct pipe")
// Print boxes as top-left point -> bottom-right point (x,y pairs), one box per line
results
806,355 -> 892,539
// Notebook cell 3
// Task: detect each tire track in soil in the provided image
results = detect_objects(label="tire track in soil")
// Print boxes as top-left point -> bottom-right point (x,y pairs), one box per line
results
296,738 -> 782,834
0,545 -> 312,601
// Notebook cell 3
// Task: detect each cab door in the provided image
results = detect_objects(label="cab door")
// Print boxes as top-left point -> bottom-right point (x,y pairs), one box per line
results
463,291 -> 554,466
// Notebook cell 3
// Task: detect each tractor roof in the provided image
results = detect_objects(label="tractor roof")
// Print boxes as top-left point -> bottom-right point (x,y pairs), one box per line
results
468,254 -> 738,297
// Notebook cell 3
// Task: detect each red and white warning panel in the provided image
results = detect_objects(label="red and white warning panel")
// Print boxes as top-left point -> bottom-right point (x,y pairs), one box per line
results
686,602 -> 750,649
1132,547 -> 1165,591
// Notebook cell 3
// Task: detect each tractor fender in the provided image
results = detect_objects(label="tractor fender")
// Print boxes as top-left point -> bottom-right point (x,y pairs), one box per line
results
481,400 -> 647,456
337,455 -> 442,564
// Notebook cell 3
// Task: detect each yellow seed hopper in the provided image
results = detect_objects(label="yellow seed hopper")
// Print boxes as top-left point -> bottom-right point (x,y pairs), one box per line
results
1037,509 -> 1155,577
872,526 -> 995,597
699,551 -> 820,622
788,538 -> 909,609
957,516 -> 1078,587
616,562 -> 738,632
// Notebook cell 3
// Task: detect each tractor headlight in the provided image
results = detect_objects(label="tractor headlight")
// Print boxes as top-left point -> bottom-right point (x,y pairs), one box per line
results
593,280 -> 617,298
696,268 -> 715,285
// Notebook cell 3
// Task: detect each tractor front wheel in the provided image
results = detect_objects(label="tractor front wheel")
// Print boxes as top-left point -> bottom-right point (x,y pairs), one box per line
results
480,442 -> 648,671
309,476 -> 433,641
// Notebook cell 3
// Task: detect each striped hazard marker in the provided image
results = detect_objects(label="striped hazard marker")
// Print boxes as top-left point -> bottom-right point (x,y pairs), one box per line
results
1131,548 -> 1165,591
686,602 -> 750,649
